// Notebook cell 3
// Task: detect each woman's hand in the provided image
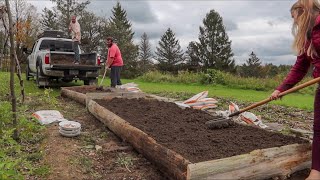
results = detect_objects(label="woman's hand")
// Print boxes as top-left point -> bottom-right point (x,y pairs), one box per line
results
270,90 -> 281,100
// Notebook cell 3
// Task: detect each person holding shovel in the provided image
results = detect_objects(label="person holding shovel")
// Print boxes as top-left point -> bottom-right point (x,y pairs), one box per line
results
271,0 -> 320,179
106,37 -> 123,88
68,15 -> 81,64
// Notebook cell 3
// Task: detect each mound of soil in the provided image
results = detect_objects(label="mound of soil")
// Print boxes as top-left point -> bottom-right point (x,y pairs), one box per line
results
51,54 -> 75,64
95,98 -> 308,163
51,54 -> 96,65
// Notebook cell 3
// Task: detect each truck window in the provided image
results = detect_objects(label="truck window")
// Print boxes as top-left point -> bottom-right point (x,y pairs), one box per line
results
39,40 -> 74,52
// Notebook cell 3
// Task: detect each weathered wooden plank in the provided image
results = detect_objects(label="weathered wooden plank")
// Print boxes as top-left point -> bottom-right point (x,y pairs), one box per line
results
187,143 -> 311,180
88,99 -> 191,180
61,87 -> 87,105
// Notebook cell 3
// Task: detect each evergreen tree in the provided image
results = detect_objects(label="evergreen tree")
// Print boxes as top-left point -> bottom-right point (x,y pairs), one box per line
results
195,9 -> 235,72
155,28 -> 184,73
138,32 -> 153,73
185,41 -> 202,72
50,0 -> 90,33
40,7 -> 59,30
79,10 -> 106,53
105,2 -> 139,78
240,51 -> 262,77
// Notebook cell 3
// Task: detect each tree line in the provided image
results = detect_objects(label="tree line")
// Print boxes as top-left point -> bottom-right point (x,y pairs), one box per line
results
0,0 -> 294,78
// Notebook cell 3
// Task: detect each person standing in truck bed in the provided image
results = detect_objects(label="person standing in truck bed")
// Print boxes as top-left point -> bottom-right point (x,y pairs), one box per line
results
106,37 -> 123,88
68,15 -> 81,64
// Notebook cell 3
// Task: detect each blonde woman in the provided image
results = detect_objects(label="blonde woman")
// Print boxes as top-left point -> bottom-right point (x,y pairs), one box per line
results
271,0 -> 320,179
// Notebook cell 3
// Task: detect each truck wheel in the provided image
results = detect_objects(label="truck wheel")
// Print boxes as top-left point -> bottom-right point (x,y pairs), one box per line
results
84,79 -> 97,85
26,63 -> 31,81
36,65 -> 43,88
61,79 -> 73,83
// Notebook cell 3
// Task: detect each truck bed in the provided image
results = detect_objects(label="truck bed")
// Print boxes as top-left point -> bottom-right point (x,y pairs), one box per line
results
50,64 -> 100,70
50,53 -> 97,66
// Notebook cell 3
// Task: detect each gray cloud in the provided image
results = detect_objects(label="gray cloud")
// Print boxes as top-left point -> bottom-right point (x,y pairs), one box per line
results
224,19 -> 238,31
232,36 -> 293,57
87,0 -> 157,24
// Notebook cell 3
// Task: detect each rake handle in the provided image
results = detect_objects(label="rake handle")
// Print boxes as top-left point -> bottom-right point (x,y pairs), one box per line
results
228,77 -> 320,117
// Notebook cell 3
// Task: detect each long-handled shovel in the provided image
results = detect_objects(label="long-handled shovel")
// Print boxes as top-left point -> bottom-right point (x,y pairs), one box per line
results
206,77 -> 320,129
96,68 -> 107,90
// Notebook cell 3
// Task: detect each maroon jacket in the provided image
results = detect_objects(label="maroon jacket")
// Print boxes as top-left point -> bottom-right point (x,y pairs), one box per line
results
277,15 -> 320,92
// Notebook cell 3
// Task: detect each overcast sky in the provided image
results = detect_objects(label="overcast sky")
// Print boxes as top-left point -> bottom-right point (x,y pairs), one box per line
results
28,0 -> 296,65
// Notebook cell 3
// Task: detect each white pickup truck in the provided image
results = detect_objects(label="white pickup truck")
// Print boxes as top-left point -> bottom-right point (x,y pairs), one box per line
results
24,32 -> 101,87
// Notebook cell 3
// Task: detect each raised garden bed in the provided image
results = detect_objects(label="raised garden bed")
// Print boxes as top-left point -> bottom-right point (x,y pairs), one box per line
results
61,86 -> 126,105
87,96 -> 311,180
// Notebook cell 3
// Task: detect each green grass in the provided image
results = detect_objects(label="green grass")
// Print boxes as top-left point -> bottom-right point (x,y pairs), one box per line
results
0,72 -> 83,100
102,80 -> 315,111
33,165 -> 50,176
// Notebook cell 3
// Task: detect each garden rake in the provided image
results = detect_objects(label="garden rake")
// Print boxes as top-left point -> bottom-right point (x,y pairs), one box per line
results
206,76 -> 320,130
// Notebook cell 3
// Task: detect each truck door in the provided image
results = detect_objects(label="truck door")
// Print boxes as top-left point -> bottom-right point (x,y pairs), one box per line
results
29,40 -> 38,72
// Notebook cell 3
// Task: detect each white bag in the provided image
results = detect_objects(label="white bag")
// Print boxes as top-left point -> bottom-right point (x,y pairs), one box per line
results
192,104 -> 218,110
32,110 -> 67,125
183,91 -> 208,104
239,112 -> 268,129
118,83 -> 142,92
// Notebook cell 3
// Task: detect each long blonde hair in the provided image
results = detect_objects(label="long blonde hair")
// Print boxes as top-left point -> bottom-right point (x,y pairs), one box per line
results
291,0 -> 320,57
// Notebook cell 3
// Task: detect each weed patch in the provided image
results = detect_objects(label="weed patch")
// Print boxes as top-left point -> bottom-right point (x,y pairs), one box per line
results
116,153 -> 133,172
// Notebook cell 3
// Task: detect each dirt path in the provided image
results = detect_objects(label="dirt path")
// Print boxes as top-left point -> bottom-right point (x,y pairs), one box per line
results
39,97 -> 164,180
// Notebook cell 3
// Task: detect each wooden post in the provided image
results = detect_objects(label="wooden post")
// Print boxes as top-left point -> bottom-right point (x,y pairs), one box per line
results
187,143 -> 311,180
61,87 -> 87,105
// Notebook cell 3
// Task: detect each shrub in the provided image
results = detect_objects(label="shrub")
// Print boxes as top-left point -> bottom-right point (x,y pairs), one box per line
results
138,70 -> 202,84
200,69 -> 225,85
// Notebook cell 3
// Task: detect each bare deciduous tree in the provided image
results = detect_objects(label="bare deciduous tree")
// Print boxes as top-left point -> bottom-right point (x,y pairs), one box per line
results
5,0 -> 18,140
0,5 -> 9,71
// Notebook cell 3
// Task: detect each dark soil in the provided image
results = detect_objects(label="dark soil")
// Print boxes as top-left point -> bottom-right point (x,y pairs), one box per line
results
51,54 -> 95,65
65,86 -> 115,93
287,169 -> 310,180
95,98 -> 308,163
51,54 -> 75,64
152,91 -> 314,131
